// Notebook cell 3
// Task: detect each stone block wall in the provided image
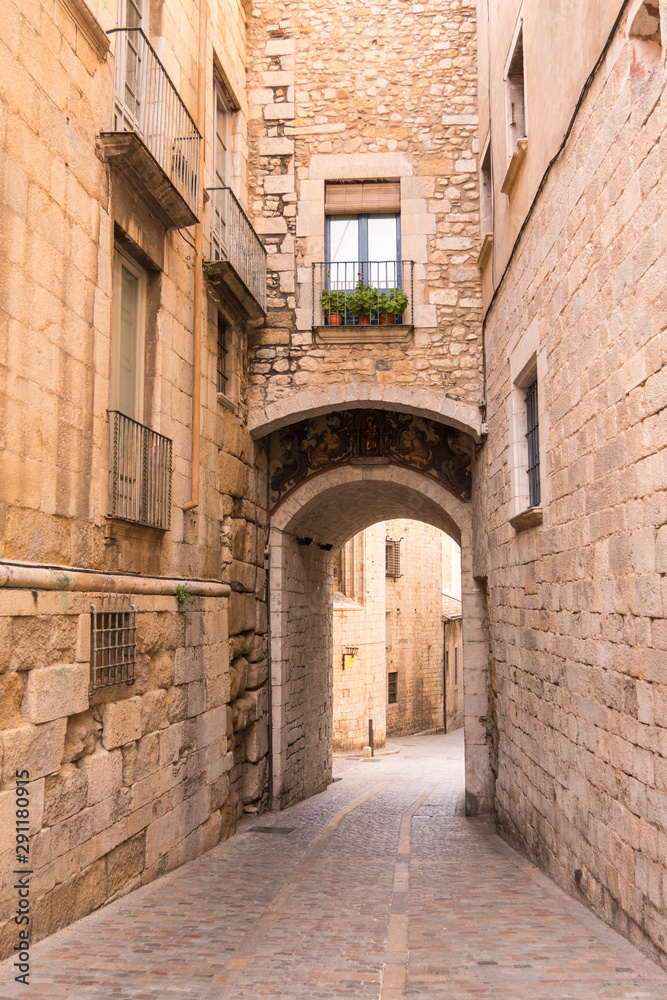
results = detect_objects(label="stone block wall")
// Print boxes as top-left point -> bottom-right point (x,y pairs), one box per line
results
269,534 -> 333,808
385,519 -> 447,737
245,0 -> 484,428
332,524 -> 386,751
0,588 -> 235,958
0,0 -> 271,951
480,9 -> 667,966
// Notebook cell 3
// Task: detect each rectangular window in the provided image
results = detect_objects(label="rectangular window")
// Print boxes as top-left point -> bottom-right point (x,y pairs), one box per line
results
525,379 -> 540,507
217,312 -> 229,396
211,80 -> 232,259
388,671 -> 398,704
324,182 -> 403,323
91,593 -> 137,690
445,649 -> 449,676
454,647 -> 459,687
507,25 -> 526,151
112,247 -> 146,421
480,143 -> 493,239
385,538 -> 401,579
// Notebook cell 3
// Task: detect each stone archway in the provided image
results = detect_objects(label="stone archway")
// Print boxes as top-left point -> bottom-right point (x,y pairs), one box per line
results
267,463 -> 495,817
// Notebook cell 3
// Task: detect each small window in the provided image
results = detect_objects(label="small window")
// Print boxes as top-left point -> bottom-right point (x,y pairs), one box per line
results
91,593 -> 137,691
506,25 -> 526,152
385,538 -> 401,578
217,312 -> 230,396
445,649 -> 449,676
480,142 -> 493,240
112,247 -> 146,422
388,672 -> 398,704
454,647 -> 459,687
211,80 -> 232,258
525,379 -> 540,507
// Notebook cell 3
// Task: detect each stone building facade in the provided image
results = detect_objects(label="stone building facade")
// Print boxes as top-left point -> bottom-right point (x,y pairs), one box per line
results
0,0 -> 665,974
475,0 -> 667,968
332,519 -> 464,751
0,0 -> 271,956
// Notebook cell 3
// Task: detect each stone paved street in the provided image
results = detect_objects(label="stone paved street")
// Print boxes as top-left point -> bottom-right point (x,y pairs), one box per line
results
1,732 -> 666,999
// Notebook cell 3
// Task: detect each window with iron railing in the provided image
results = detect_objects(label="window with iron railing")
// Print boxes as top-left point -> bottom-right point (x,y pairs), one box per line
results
206,186 -> 267,314
106,26 -> 201,221
108,410 -> 172,530
90,593 -> 137,691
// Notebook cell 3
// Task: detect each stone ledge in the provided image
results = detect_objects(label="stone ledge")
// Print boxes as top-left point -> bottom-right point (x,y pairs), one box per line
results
477,232 -> 494,269
501,138 -> 528,197
313,325 -> 414,345
217,392 -> 238,414
509,506 -> 543,532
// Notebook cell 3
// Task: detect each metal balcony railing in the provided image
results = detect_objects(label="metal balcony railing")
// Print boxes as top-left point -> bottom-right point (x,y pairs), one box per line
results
108,28 -> 201,219
108,411 -> 172,530
313,260 -> 414,327
207,186 -> 267,312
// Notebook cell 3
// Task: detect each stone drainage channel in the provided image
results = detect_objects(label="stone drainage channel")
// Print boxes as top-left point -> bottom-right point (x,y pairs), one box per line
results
2,731 -> 666,999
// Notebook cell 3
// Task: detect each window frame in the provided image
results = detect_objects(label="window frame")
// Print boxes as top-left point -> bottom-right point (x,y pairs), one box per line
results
111,245 -> 147,423
388,671 -> 398,705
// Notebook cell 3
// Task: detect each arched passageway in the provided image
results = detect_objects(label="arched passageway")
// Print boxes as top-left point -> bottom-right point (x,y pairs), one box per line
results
267,461 -> 495,816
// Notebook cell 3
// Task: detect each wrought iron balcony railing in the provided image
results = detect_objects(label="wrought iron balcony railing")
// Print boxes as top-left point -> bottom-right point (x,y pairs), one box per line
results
313,260 -> 414,327
108,411 -> 172,530
106,28 -> 201,222
206,186 -> 267,315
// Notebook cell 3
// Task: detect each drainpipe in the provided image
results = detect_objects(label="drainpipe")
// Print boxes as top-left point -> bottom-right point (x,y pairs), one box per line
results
184,0 -> 207,512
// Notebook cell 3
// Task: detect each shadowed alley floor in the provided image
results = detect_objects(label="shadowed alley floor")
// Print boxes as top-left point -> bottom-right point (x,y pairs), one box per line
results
2,730 -> 666,999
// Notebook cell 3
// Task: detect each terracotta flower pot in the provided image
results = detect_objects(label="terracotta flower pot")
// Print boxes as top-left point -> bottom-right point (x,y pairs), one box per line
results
379,312 -> 395,325
358,315 -> 372,325
326,312 -> 344,326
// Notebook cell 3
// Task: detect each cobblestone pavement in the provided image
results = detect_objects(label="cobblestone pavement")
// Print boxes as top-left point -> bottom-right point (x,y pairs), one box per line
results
2,731 -> 667,999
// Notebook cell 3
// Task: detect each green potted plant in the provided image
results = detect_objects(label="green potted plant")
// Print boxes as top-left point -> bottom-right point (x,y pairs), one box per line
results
320,289 -> 347,325
378,288 -> 409,325
347,277 -> 379,325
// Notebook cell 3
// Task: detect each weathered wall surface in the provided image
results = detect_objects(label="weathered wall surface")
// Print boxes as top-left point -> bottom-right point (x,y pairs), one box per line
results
332,524 -> 386,752
385,519 -> 446,737
0,0 -> 270,954
0,589 -> 237,956
245,0 -> 484,430
269,534 -> 332,807
481,9 -> 667,966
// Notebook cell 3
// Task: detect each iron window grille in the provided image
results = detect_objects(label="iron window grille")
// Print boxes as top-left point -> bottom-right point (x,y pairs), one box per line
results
525,379 -> 541,507
108,410 -> 172,530
386,538 -> 401,578
217,313 -> 229,395
388,672 -> 398,704
91,593 -> 137,691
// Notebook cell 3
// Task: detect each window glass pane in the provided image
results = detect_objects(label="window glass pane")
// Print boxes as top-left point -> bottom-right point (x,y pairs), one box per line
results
368,215 -> 398,286
328,217 -> 358,290
119,264 -> 139,418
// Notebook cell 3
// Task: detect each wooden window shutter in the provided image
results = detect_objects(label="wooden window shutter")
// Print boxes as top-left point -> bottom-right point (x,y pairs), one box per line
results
325,182 -> 400,215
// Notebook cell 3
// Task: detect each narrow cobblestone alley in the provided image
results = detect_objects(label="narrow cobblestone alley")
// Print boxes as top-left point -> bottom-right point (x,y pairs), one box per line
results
2,732 -> 666,1000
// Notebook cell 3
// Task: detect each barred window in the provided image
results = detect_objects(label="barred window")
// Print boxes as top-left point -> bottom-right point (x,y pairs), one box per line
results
525,379 -> 540,507
388,671 -> 398,704
217,312 -> 229,396
91,593 -> 137,691
385,538 -> 401,578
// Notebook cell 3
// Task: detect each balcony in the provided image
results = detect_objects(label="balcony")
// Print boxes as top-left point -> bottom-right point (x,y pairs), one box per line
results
108,411 -> 172,530
205,187 -> 267,320
99,28 -> 201,229
313,261 -> 414,343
